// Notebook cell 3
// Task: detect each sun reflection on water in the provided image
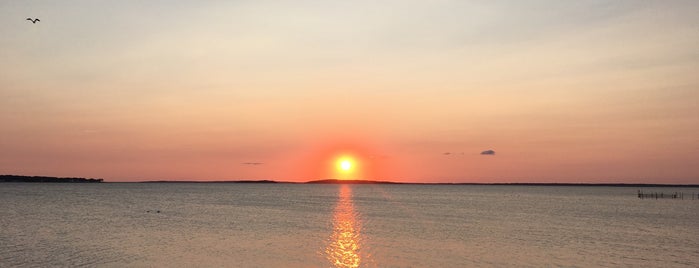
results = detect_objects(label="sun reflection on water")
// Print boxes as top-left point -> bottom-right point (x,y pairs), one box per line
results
326,185 -> 362,268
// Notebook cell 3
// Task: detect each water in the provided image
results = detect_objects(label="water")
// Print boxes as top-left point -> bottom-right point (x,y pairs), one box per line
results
1,183 -> 698,267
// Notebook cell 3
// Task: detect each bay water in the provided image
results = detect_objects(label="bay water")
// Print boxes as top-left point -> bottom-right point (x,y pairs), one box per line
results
1,183 -> 698,267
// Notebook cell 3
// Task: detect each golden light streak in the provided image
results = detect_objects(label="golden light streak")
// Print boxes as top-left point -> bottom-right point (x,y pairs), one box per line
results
326,185 -> 361,268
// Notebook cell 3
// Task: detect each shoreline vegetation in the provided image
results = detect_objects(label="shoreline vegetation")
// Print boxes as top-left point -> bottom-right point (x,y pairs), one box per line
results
1,175 -> 103,183
1,175 -> 697,187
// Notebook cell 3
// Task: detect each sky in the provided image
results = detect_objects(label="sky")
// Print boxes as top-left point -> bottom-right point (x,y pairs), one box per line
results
1,1 -> 698,183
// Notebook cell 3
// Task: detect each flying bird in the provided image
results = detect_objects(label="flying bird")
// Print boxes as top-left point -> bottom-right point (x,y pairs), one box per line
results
26,18 -> 40,24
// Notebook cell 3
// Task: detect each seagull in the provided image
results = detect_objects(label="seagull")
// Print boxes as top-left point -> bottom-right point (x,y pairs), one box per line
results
26,18 -> 40,24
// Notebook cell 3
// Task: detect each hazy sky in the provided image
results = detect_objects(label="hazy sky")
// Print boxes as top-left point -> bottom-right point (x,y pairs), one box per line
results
1,1 -> 698,183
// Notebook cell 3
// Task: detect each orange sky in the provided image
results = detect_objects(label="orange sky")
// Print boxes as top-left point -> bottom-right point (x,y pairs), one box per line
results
1,1 -> 698,183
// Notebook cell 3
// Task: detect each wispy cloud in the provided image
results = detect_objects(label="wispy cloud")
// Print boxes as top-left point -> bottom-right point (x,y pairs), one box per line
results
480,150 -> 495,155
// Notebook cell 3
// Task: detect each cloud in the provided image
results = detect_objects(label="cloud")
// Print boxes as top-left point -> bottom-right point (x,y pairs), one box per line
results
480,150 -> 495,155
242,162 -> 263,165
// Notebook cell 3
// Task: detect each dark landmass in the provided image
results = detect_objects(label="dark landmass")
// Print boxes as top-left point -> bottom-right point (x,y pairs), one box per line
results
1,175 -> 103,183
305,179 -> 401,184
136,179 -> 698,187
140,180 -> 278,183
5,175 -> 695,187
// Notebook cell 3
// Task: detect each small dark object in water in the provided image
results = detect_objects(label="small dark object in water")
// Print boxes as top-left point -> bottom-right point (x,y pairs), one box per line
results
156,210 -> 160,213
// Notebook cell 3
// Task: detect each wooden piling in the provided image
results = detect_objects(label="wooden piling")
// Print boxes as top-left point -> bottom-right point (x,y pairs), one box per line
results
637,190 -> 696,200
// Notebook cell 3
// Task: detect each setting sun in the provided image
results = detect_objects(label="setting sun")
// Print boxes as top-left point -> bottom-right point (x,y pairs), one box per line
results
340,160 -> 352,171
332,155 -> 362,180
337,157 -> 354,172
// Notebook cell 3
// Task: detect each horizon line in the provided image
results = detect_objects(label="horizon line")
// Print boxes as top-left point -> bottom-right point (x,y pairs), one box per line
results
2,175 -> 697,186
131,179 -> 699,187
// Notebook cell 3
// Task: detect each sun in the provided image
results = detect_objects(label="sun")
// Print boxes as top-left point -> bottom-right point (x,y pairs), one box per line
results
336,157 -> 355,173
334,156 -> 358,180
322,150 -> 374,181
340,160 -> 352,171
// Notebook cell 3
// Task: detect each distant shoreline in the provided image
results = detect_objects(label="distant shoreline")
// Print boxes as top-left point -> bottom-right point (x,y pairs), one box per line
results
140,180 -> 278,184
2,175 -> 696,187
139,179 -> 699,187
0,175 -> 103,183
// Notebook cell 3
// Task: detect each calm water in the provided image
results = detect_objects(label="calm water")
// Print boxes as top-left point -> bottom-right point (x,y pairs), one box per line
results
1,183 -> 698,267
